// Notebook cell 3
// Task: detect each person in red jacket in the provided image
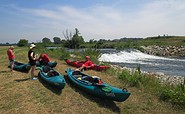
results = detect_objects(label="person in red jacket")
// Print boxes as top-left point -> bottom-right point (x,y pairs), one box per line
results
7,46 -> 15,72
37,53 -> 50,65
77,56 -> 95,71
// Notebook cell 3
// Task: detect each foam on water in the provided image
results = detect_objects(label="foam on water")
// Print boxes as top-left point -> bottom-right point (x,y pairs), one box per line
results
98,49 -> 185,64
98,49 -> 185,77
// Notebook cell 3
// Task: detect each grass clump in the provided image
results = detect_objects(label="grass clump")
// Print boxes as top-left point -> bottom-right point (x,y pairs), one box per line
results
117,65 -> 185,108
118,65 -> 149,88
160,78 -> 185,108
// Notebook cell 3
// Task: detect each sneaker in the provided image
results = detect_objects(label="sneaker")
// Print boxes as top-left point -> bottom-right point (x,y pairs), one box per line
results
31,77 -> 37,80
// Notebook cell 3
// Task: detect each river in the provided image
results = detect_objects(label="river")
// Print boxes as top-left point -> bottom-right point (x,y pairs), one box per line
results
98,49 -> 185,77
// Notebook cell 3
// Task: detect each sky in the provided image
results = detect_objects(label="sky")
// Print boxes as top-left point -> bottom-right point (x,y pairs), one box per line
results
0,0 -> 185,43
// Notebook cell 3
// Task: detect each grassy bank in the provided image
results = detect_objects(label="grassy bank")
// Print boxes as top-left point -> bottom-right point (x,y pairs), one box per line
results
0,46 -> 184,114
81,36 -> 185,51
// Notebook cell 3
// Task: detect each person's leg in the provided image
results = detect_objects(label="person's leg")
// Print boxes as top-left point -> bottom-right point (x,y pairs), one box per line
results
79,65 -> 86,71
10,60 -> 14,72
31,65 -> 36,80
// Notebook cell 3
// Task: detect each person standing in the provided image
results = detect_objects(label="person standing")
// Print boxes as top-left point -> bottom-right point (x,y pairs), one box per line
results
7,46 -> 15,72
28,44 -> 37,80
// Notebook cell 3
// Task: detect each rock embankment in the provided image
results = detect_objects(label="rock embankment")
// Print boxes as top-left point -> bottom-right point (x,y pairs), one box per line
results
142,45 -> 185,57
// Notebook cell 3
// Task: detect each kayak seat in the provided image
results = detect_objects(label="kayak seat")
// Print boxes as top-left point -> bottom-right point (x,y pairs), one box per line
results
43,66 -> 51,73
48,70 -> 58,77
83,76 -> 94,83
82,76 -> 103,85
72,71 -> 83,78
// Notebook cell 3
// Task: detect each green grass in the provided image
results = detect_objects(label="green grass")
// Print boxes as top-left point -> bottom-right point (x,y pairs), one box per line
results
117,65 -> 185,109
80,36 -> 185,50
0,46 -> 185,114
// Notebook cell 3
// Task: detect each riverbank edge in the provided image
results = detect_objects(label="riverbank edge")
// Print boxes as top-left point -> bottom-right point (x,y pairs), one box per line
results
110,64 -> 185,86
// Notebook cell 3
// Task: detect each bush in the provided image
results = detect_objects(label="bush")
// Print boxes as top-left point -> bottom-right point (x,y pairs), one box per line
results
160,79 -> 185,107
17,39 -> 28,47
80,48 -> 100,64
118,66 -> 143,87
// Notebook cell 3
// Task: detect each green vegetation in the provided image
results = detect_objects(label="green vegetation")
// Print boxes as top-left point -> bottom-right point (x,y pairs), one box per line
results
0,46 -> 185,113
63,28 -> 84,49
81,36 -> 185,52
17,39 -> 28,47
1,35 -> 185,113
160,79 -> 185,107
114,65 -> 185,109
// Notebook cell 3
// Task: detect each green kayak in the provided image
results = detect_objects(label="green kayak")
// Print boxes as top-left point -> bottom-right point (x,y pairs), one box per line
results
65,68 -> 130,102
8,61 -> 31,73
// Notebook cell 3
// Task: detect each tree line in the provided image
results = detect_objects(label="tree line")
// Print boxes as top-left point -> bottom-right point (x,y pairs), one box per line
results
16,28 -> 84,49
13,28 -> 143,49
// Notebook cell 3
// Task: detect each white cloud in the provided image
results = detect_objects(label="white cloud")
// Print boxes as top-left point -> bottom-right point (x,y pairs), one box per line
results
1,0 -> 185,43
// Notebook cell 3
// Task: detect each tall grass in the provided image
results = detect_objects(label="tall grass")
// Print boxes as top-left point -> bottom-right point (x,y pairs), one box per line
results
160,78 -> 185,108
117,65 -> 185,108
35,45 -> 70,60
65,48 -> 101,64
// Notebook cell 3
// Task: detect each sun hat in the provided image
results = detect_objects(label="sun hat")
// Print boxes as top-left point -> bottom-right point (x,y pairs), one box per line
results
9,46 -> 14,49
30,44 -> 36,49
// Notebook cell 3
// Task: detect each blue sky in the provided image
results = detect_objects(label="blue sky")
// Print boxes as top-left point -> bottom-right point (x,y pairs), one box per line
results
0,0 -> 185,43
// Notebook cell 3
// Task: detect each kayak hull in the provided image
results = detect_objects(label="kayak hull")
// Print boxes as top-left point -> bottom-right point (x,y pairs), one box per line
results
8,61 -> 31,73
65,68 -> 130,102
39,66 -> 65,89
65,59 -> 110,71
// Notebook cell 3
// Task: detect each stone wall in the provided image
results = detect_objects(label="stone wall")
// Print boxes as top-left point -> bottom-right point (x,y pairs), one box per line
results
142,45 -> 185,57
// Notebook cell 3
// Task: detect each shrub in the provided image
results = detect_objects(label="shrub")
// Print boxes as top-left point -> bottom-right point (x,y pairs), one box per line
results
118,66 -> 143,87
160,78 -> 185,107
17,39 -> 28,47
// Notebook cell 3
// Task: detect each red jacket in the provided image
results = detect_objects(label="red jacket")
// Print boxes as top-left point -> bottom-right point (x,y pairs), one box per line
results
83,60 -> 93,67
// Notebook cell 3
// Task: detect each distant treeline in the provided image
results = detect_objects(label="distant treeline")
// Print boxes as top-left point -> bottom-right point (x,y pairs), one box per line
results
1,35 -> 185,50
0,43 -> 17,46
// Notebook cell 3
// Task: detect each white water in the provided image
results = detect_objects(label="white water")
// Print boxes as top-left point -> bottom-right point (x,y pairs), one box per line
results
98,49 -> 185,77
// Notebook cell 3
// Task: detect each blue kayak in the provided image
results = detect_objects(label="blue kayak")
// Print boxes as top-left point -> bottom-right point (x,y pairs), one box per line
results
65,68 -> 130,102
39,66 -> 65,89
8,61 -> 31,73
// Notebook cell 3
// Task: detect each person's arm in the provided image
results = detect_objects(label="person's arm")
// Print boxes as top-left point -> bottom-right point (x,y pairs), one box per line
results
37,55 -> 41,61
10,50 -> 14,56
30,52 -> 36,60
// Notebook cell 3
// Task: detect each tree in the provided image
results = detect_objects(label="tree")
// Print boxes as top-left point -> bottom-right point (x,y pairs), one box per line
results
63,29 -> 73,48
71,34 -> 84,48
17,39 -> 28,47
89,39 -> 94,43
63,29 -> 73,41
63,28 -> 84,49
53,37 -> 61,44
42,37 -> 51,43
